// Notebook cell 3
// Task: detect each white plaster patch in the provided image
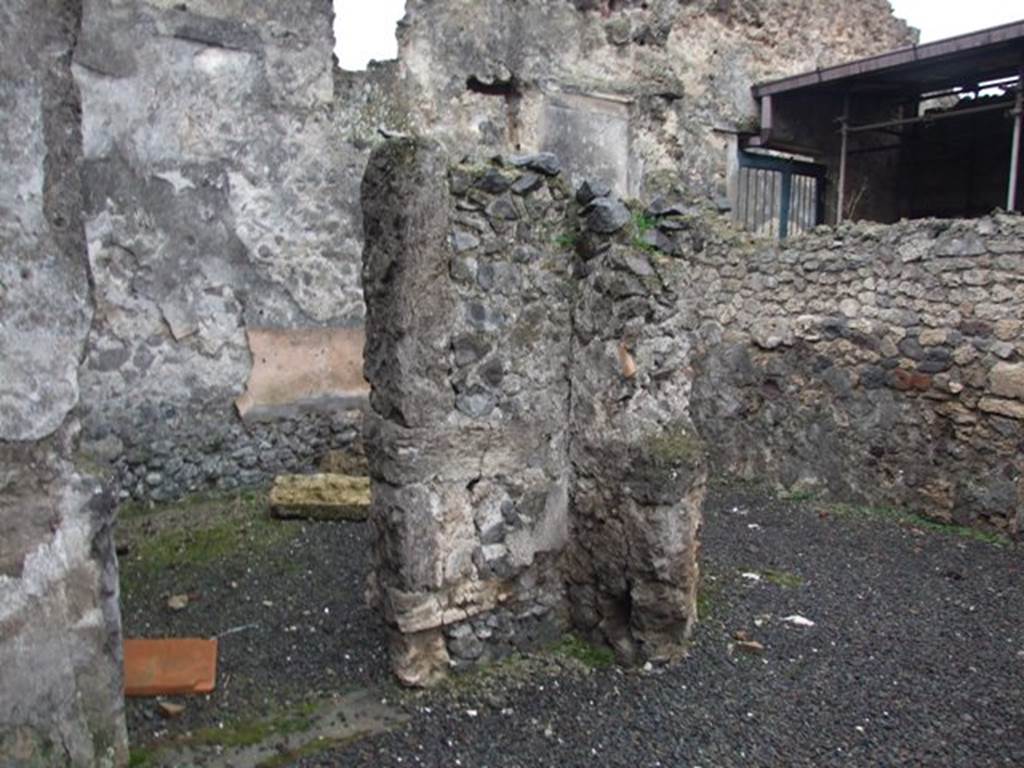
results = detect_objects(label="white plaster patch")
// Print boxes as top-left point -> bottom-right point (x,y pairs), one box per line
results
154,170 -> 196,195
73,607 -> 105,630
192,47 -> 254,77
0,481 -> 93,616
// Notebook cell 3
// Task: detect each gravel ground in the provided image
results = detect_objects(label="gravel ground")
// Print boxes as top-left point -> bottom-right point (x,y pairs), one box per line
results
121,483 -> 1024,767
119,490 -> 391,748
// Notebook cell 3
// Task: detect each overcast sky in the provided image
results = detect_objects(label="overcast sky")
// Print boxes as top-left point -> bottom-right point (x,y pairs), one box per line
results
889,0 -> 1021,43
333,1 -> 1023,70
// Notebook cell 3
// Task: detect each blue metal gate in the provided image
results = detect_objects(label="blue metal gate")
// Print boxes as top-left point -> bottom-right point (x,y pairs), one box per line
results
735,151 -> 826,239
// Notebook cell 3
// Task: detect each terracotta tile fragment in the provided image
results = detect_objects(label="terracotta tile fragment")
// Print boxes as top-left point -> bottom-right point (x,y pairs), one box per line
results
123,638 -> 218,697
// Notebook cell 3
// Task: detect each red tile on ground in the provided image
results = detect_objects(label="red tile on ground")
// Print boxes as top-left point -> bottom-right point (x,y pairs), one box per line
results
123,638 -> 218,697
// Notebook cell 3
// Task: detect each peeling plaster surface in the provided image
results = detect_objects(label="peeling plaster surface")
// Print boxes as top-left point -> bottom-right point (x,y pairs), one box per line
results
236,327 -> 369,419
393,0 -> 915,198
61,0 -> 915,500
0,452 -> 126,767
73,0 -> 368,484
1,0 -> 127,763
0,81 -> 92,442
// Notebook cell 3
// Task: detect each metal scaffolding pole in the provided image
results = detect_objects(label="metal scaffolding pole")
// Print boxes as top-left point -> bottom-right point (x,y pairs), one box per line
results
1008,70 -> 1023,212
847,99 -> 1015,134
837,95 -> 850,224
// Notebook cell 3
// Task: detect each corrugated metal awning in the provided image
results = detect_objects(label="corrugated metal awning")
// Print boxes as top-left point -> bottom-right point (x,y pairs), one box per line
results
754,20 -> 1024,99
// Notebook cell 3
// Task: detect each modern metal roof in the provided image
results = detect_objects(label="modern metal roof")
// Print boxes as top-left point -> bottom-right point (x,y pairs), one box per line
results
753,20 -> 1024,99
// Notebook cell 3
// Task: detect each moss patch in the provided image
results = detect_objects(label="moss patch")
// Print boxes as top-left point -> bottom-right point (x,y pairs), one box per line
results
436,651 -> 534,695
129,701 -> 326,767
644,424 -> 705,467
117,487 -> 301,593
550,634 -> 615,669
184,702 -> 318,750
762,569 -> 804,589
128,748 -> 156,768
828,503 -> 1010,547
255,732 -> 366,768
778,489 -> 818,503
696,573 -> 723,622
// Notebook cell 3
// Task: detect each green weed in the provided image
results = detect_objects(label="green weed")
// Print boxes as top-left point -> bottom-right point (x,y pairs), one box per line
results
184,702 -> 319,749
630,211 -> 658,252
550,634 -> 615,669
829,503 -> 1009,547
762,569 -> 804,589
554,231 -> 578,250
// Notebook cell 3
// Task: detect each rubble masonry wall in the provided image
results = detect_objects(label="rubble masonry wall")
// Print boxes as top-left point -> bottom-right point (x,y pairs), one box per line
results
73,0 -> 372,501
361,139 -> 706,684
687,215 -> 1024,530
69,0 -> 914,501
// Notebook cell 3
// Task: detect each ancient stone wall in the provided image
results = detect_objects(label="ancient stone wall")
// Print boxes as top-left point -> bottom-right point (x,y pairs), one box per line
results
567,192 -> 707,664
72,0 -> 371,500
395,0 -> 915,199
361,140 -> 576,685
361,139 -> 706,684
58,0 -> 914,501
361,141 -> 1024,691
684,215 -> 1024,531
0,1 -> 127,764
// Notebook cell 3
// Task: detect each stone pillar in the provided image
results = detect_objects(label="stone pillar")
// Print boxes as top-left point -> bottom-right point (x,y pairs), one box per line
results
361,139 -> 704,684
566,195 -> 707,664
362,140 -> 575,685
0,1 -> 128,765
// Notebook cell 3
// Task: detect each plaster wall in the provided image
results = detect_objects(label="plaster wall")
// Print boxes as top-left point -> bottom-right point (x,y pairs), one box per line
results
0,1 -> 127,763
73,0 -> 370,500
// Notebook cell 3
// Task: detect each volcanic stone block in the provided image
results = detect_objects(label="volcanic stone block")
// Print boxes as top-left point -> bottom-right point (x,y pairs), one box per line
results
270,474 -> 371,522
990,363 -> 1024,401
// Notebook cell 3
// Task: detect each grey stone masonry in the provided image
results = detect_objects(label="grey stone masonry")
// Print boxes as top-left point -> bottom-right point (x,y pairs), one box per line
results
0,0 -> 914,505
105,407 -> 363,504
72,0 -> 366,502
567,205 -> 707,665
686,214 -> 1024,531
1,0 -> 128,764
361,139 -> 706,685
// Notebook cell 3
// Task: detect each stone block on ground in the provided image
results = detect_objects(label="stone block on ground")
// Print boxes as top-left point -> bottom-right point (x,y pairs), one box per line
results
319,449 -> 369,476
270,474 -> 371,522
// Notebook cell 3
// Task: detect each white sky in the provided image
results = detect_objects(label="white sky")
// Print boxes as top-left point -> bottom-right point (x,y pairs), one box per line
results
332,1 -> 1024,69
888,0 -> 1022,42
334,0 -> 404,71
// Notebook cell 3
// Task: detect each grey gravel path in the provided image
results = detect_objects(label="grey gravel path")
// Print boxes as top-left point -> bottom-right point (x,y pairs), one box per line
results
308,483 -> 1024,768
121,483 -> 1024,767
